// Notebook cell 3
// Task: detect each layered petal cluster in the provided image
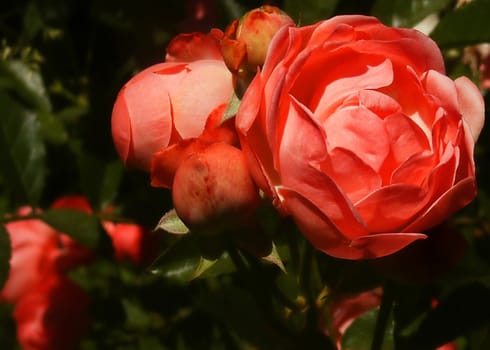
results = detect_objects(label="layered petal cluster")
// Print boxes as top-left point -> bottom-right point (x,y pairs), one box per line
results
236,15 -> 484,259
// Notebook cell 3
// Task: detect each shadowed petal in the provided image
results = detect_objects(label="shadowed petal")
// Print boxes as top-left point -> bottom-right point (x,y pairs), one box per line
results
348,232 -> 427,259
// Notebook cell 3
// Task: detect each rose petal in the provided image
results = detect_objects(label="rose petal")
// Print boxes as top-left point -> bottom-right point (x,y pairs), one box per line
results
423,70 -> 460,116
323,106 -> 390,172
391,150 -> 435,186
151,139 -> 207,188
357,89 -> 402,118
404,176 -> 476,233
278,98 -> 368,238
51,196 -> 92,214
240,133 -> 283,210
316,16 -> 445,74
280,187 -> 426,259
1,220 -> 59,303
355,184 -> 428,233
112,62 -> 186,170
111,93 -> 131,165
236,72 -> 264,134
307,20 -> 359,46
278,187 -> 356,255
424,143 -> 458,201
171,60 -> 233,139
318,147 -> 381,203
384,112 -> 431,165
351,35 -> 445,75
348,232 -> 427,259
455,76 -> 485,142
329,288 -> 383,348
382,65 -> 435,137
302,54 -> 394,118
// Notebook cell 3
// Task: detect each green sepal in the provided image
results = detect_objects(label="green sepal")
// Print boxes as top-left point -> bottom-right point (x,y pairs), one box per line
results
155,209 -> 190,235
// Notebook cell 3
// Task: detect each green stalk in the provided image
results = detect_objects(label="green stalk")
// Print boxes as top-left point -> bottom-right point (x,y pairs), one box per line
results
371,282 -> 395,350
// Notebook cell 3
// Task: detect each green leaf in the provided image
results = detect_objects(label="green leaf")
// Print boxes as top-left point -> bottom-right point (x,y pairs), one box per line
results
121,298 -> 152,330
283,0 -> 339,25
371,0 -> 451,28
40,209 -> 101,248
0,225 -> 11,289
149,234 -> 236,282
195,251 -> 235,279
0,59 -> 51,112
221,90 -> 241,123
149,235 -> 201,282
197,285 -> 288,349
191,256 -> 218,279
430,0 -> 490,47
155,209 -> 190,235
342,308 -> 395,350
0,92 -> 46,205
37,110 -> 68,144
77,153 -> 124,209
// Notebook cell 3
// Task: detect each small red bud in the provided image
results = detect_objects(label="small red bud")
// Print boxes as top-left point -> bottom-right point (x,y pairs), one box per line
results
221,6 -> 295,75
172,143 -> 260,235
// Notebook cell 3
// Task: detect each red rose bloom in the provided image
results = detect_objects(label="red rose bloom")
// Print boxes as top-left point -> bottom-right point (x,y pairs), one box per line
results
236,15 -> 484,259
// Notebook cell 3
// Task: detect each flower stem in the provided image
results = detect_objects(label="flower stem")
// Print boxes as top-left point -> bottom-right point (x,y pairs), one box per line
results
371,282 -> 394,350
227,244 -> 248,273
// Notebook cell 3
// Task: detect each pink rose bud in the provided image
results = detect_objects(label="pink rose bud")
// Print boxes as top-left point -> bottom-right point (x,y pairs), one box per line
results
150,105 -> 238,189
172,142 -> 260,235
221,5 -> 295,75
112,42 -> 233,171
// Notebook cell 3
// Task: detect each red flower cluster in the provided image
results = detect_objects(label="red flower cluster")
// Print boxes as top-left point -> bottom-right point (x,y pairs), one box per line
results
1,196 -> 158,349
111,7 -> 484,257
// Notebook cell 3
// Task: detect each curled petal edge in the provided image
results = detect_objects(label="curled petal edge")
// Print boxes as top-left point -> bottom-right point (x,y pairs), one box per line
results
455,76 -> 485,142
403,176 -> 477,233
280,187 -> 426,260
347,233 -> 427,260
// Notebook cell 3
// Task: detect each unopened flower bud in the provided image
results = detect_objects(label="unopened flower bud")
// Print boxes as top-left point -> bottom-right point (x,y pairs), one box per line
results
172,142 -> 260,235
221,6 -> 295,75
